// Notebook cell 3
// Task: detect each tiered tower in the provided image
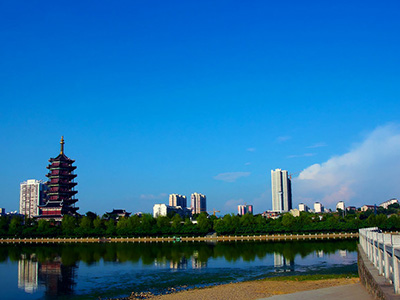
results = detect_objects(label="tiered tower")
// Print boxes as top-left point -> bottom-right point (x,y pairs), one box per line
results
38,137 -> 78,221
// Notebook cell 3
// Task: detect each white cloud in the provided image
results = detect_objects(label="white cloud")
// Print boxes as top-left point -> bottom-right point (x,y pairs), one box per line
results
139,193 -> 167,200
293,124 -> 400,208
306,142 -> 327,149
277,136 -> 291,142
287,153 -> 316,159
214,172 -> 251,182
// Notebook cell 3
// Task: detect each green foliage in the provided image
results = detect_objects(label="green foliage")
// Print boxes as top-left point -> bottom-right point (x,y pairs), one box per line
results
8,216 -> 23,236
2,204 -> 400,238
62,215 -> 78,236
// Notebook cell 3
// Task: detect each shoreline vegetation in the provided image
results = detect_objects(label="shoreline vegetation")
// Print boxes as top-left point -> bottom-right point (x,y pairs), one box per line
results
114,274 -> 360,300
1,206 -> 399,238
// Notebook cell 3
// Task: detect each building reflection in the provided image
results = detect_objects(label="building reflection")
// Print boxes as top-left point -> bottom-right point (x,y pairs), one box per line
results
192,250 -> 207,269
38,258 -> 77,297
18,255 -> 77,297
273,253 -> 294,272
170,257 -> 187,269
18,255 -> 38,293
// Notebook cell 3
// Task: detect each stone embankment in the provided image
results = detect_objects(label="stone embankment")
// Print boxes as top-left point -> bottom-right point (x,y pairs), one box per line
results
0,232 -> 358,243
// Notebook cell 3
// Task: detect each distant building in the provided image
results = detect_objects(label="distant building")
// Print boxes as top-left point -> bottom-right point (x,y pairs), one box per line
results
0,208 -> 5,216
271,169 -> 292,213
106,209 -> 131,220
336,201 -> 345,211
20,179 -> 46,218
169,194 -> 187,208
262,211 -> 280,219
314,202 -> 324,213
290,209 -> 300,217
361,205 -> 375,212
191,193 -> 206,214
298,203 -> 309,212
346,206 -> 357,212
380,198 -> 399,209
153,204 -> 190,218
238,204 -> 253,215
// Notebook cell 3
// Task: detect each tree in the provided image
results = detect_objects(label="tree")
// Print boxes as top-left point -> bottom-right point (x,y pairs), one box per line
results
281,213 -> 296,232
156,216 -> 170,234
105,219 -> 116,235
197,213 -> 212,233
62,215 -> 78,236
0,216 -> 9,236
171,214 -> 182,231
78,216 -> 93,236
37,219 -> 50,235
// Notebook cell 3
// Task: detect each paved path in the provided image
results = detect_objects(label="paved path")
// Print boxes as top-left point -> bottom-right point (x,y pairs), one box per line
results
258,283 -> 374,300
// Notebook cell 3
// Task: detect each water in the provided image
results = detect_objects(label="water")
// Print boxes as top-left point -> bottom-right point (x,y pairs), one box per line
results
0,239 -> 358,300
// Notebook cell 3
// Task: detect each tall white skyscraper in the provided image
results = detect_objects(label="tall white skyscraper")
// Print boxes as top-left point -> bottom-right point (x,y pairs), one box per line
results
20,179 -> 46,218
191,192 -> 206,215
271,169 -> 292,213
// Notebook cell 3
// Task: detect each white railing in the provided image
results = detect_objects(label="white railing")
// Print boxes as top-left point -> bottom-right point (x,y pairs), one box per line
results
359,227 -> 400,293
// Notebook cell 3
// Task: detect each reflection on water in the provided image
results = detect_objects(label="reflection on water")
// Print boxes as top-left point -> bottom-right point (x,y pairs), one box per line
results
0,240 -> 357,299
18,256 -> 38,293
17,254 -> 77,298
273,253 -> 294,272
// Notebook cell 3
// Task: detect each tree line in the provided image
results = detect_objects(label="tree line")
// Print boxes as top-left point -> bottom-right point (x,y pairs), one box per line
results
1,206 -> 399,238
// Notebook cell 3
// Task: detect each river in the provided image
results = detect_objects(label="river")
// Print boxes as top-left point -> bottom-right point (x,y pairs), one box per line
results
0,239 -> 358,300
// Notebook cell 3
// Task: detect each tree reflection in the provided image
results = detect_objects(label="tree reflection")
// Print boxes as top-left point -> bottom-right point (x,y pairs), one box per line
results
5,239 -> 357,297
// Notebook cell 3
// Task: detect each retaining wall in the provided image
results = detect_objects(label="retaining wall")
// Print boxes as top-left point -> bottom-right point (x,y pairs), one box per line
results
358,244 -> 400,300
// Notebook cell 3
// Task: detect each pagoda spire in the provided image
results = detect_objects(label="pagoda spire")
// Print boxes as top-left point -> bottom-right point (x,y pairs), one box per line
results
60,136 -> 65,155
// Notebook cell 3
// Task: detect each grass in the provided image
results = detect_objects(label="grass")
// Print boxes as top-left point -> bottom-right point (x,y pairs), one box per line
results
263,273 -> 358,282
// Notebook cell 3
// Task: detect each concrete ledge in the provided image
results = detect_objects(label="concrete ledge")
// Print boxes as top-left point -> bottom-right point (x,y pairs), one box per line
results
0,233 -> 359,244
358,244 -> 400,300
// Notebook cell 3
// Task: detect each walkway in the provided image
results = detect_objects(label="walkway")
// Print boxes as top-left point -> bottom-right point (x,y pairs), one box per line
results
258,283 -> 374,300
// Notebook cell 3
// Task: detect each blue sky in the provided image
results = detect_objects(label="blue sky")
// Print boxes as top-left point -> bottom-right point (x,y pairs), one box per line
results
1,1 -> 400,215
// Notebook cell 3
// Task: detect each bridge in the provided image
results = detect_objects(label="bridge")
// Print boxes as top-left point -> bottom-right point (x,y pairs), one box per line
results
358,227 -> 400,299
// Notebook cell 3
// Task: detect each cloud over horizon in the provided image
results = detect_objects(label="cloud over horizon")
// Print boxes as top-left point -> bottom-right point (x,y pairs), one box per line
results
293,124 -> 400,208
140,193 -> 167,200
214,172 -> 251,183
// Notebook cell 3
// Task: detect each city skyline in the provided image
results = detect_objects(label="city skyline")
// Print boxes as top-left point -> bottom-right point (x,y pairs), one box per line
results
1,1 -> 400,215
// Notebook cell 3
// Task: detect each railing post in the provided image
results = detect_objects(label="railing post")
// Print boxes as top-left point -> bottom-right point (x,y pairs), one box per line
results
378,233 -> 384,275
384,234 -> 392,280
392,235 -> 400,293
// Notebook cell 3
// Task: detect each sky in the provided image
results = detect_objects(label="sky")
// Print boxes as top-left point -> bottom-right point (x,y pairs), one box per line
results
1,1 -> 400,215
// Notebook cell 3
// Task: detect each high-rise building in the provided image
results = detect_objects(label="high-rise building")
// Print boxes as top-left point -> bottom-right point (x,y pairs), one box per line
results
271,169 -> 292,213
238,204 -> 253,215
191,193 -> 206,215
169,194 -> 187,208
20,179 -> 46,218
298,203 -> 309,212
314,202 -> 324,213
37,137 -> 79,221
336,201 -> 345,211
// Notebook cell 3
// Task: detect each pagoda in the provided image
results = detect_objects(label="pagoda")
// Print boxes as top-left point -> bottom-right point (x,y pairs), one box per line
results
38,137 -> 79,221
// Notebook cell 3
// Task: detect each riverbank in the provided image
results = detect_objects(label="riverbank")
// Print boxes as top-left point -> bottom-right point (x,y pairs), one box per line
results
0,232 -> 358,243
120,274 -> 360,300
